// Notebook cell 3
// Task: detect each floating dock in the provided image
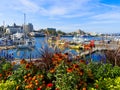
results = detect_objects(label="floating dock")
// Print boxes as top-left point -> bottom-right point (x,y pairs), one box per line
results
0,45 -> 16,50
80,42 -> 119,57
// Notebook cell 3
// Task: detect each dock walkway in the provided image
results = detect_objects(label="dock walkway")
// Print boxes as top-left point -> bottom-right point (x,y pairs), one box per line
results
0,45 -> 16,50
80,42 -> 119,57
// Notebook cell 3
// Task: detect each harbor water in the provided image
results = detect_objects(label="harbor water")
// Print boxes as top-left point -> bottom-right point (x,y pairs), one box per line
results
0,36 -> 104,60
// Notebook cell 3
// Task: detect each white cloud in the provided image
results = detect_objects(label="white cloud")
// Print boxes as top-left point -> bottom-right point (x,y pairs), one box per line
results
92,12 -> 120,20
18,0 -> 40,12
37,0 -> 92,17
63,12 -> 93,18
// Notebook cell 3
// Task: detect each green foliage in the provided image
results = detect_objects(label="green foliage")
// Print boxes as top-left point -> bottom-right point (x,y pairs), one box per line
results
91,77 -> 120,90
54,61 -> 87,90
55,61 -> 77,90
2,62 -> 11,71
0,54 -> 120,90
87,63 -> 120,79
57,30 -> 66,35
0,80 -> 17,90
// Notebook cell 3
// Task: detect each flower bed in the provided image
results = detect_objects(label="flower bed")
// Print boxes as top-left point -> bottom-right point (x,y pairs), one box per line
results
0,51 -> 120,90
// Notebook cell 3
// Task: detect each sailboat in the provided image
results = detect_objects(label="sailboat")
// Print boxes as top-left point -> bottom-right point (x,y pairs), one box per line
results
16,14 -> 35,49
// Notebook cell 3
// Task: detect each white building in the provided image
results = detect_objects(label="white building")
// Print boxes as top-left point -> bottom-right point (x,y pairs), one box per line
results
6,27 -> 22,34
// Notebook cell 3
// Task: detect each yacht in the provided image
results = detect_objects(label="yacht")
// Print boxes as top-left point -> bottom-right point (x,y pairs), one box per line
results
11,32 -> 35,49
16,14 -> 35,49
73,34 -> 89,43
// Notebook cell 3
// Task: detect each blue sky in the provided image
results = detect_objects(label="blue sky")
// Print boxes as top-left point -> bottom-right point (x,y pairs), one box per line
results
0,0 -> 120,33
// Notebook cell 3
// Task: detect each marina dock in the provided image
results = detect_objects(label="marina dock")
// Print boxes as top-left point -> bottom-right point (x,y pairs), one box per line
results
0,45 -> 16,50
80,41 -> 119,57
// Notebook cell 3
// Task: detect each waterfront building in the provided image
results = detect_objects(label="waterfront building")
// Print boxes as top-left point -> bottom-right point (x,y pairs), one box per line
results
23,23 -> 34,34
0,26 -> 5,37
5,23 -> 22,34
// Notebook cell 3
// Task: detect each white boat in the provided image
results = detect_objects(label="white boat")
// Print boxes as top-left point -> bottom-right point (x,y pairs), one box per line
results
11,33 -> 35,49
15,14 -> 35,49
29,32 -> 45,37
17,38 -> 35,49
73,34 -> 89,43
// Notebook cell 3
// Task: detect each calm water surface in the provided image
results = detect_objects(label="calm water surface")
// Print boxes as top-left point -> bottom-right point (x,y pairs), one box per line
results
0,36 -> 103,60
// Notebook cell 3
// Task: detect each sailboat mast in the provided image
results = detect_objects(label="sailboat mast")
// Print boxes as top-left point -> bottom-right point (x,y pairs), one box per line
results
3,21 -> 5,37
23,13 -> 26,38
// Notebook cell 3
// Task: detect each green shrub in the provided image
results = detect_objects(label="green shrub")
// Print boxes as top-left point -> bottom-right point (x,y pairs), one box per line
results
0,80 -> 17,90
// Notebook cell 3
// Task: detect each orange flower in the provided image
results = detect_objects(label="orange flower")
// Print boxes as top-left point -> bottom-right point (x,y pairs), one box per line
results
28,77 -> 32,81
24,79 -> 27,82
24,75 -> 27,79
66,68 -> 73,73
39,85 -> 43,89
35,82 -> 39,86
35,80 -> 38,83
50,68 -> 55,73
12,61 -> 16,66
20,59 -> 27,64
29,84 -> 34,88
0,73 -> 2,77
82,87 -> 86,90
25,63 -> 30,69
27,73 -> 31,77
30,81 -> 33,84
79,69 -> 84,76
40,74 -> 44,78
25,85 -> 29,89
16,85 -> 20,90
32,76 -> 36,81
73,64 -> 79,69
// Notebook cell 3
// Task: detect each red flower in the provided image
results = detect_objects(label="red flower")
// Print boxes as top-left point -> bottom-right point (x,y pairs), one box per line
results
47,83 -> 53,88
37,88 -> 41,90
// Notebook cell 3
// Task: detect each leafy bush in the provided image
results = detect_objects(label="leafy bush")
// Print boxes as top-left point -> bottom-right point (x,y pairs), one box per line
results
87,63 -> 120,79
0,80 -> 17,90
89,77 -> 120,90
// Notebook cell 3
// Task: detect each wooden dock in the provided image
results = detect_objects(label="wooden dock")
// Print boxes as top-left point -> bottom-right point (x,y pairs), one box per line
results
0,45 -> 16,50
80,43 -> 119,57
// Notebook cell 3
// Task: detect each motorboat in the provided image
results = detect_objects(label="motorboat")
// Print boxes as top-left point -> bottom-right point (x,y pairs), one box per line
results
68,42 -> 84,50
11,32 -> 35,49
29,32 -> 45,37
73,34 -> 89,43
17,37 -> 35,49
